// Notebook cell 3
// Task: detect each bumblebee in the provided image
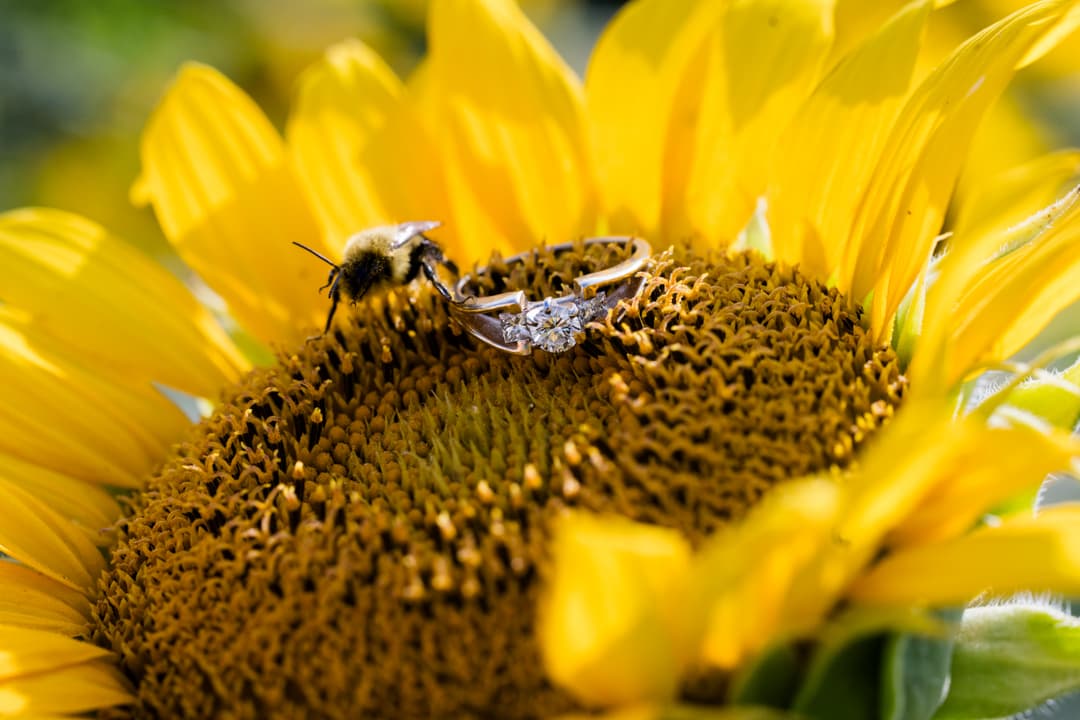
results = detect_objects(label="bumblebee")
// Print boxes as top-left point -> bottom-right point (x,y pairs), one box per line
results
293,221 -> 458,332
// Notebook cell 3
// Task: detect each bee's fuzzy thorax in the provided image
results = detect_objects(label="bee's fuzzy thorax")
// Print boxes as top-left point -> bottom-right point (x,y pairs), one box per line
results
343,226 -> 415,285
306,220 -> 449,332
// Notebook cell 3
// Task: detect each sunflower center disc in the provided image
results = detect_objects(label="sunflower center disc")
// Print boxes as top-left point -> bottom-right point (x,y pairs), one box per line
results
92,244 -> 906,719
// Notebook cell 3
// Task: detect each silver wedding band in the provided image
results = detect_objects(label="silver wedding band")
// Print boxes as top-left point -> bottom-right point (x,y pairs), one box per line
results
448,236 -> 651,354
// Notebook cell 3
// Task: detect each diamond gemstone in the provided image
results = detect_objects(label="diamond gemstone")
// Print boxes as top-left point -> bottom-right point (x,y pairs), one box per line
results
499,297 -> 594,352
577,291 -> 608,323
524,300 -> 583,352
499,311 -> 531,344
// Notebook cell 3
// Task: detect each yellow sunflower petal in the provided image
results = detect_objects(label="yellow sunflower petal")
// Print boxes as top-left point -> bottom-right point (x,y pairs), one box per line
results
425,0 -> 595,259
0,319 -> 187,488
584,0 -> 713,235
1020,2 -> 1080,66
0,564 -> 86,612
848,0 -> 1071,337
952,149 -> 1080,254
832,0 -> 963,66
558,707 -> 794,720
0,659 -> 131,716
693,478 -> 840,668
540,512 -> 692,707
922,190 -> 1080,386
133,63 -> 327,343
0,564 -> 88,636
850,506 -> 1080,605
288,39 -> 402,243
288,40 -> 449,248
0,209 -> 247,399
816,391 -> 1067,602
831,0 -> 909,64
782,398 -> 959,623
0,627 -> 111,680
768,0 -> 931,280
888,423 -> 1080,546
954,97 -> 1058,221
671,0 -> 835,245
0,479 -> 105,592
556,707 -> 662,720
0,451 -> 120,538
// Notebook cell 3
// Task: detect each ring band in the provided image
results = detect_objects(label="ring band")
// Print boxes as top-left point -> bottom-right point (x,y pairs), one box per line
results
449,236 -> 651,354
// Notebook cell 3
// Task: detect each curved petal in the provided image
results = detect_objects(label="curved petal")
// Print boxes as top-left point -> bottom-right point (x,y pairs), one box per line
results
952,149 -> 1080,246
425,0 -> 596,260
133,63 -> 327,343
0,319 -> 187,488
540,512 -> 692,707
289,41 -> 434,244
916,187 -> 1080,387
0,479 -> 105,592
0,209 -> 247,399
0,626 -> 111,680
887,423 -> 1080,546
957,224 -> 1080,381
692,479 -> 840,668
850,506 -> 1080,605
783,398 -> 959,626
846,1 -> 1072,337
0,659 -> 131,716
0,564 -> 89,636
668,0 -> 835,245
584,0 -> 701,235
768,0 -> 931,281
0,451 -> 120,538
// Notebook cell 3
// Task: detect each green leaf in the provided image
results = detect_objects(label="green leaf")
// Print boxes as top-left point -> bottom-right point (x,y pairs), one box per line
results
727,643 -> 800,708
881,609 -> 961,720
933,600 -> 1080,719
792,635 -> 884,720
791,606 -> 949,720
1005,357 -> 1080,431
657,704 -> 795,720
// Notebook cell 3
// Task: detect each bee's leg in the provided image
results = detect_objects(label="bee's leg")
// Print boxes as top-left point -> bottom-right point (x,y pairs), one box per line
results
418,238 -> 457,301
323,278 -> 343,333
419,237 -> 458,276
421,257 -> 453,301
319,267 -> 339,294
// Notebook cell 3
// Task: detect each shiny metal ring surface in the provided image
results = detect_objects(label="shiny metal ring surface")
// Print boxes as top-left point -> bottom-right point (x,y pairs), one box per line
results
448,236 -> 651,354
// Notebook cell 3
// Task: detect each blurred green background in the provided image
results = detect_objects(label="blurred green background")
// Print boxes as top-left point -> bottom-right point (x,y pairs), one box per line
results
0,0 -> 622,258
4,0 -> 1080,260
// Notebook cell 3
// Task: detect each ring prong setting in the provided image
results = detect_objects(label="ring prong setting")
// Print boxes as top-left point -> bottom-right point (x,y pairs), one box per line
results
497,291 -> 608,353
450,237 -> 650,354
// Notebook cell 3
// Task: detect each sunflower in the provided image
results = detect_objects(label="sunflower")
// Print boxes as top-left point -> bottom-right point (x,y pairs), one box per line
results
4,0 -> 1080,718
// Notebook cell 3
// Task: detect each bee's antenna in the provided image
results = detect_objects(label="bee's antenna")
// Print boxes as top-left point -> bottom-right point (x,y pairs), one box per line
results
292,241 -> 339,269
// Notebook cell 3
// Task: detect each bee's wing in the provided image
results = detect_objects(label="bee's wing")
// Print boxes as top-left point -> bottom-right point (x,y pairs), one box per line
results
390,220 -> 442,249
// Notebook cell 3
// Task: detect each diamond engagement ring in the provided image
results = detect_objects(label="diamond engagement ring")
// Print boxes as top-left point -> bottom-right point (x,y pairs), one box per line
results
448,236 -> 651,354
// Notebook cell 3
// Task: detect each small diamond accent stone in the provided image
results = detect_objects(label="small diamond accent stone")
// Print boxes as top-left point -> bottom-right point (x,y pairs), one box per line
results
500,312 -> 531,344
577,291 -> 608,323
